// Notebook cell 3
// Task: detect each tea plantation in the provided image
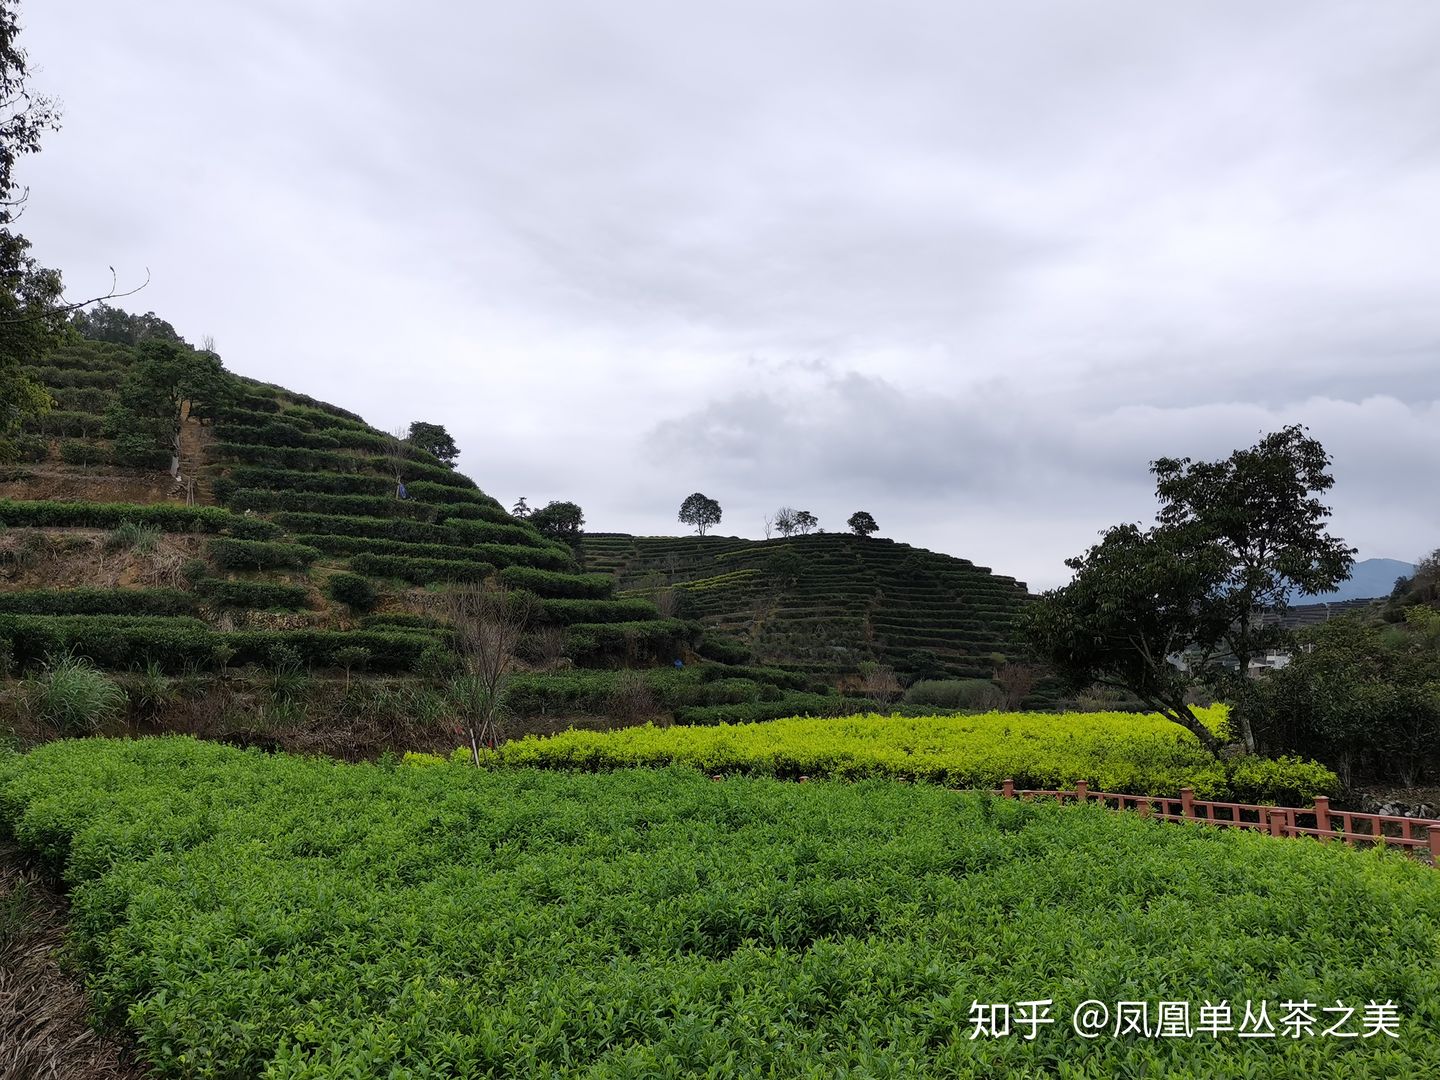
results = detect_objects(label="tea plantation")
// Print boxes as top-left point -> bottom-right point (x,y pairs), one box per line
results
585,532 -> 1030,680
1,737 -> 1435,1079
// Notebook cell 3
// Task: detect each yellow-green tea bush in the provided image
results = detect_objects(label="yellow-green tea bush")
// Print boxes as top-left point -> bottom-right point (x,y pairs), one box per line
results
497,707 -> 1338,802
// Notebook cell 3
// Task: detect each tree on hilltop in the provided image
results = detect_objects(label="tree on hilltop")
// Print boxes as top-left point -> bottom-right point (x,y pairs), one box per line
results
774,507 -> 799,537
678,492 -> 722,536
793,510 -> 819,535
105,340 -> 231,474
511,496 -> 532,519
847,510 -> 879,537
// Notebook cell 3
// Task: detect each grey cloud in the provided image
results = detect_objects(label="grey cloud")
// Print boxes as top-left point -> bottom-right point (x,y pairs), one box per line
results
14,0 -> 1440,589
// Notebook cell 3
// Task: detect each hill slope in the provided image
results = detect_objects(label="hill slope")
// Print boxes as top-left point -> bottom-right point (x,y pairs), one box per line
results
585,533 -> 1029,680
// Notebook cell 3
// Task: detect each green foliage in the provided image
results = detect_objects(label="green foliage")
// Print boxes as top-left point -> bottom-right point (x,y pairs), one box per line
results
678,492 -> 722,536
406,420 -> 459,465
0,587 -> 196,617
498,565 -> 613,599
1,738 -> 1428,1077
847,510 -> 879,537
0,498 -> 281,538
1250,612 -> 1440,788
198,580 -> 310,611
104,339 -> 232,456
529,500 -> 585,545
531,597 -> 660,626
325,572 -> 378,613
24,654 -> 126,733
564,618 -> 703,665
69,304 -> 185,346
206,538 -> 320,572
0,614 -> 437,673
904,678 -> 1001,709
349,552 -> 495,585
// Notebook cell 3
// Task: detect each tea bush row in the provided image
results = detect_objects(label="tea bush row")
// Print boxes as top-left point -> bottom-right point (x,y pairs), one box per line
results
499,707 -> 1340,803
0,499 -> 281,539
206,538 -> 320,572
0,614 -> 436,673
0,738 -> 1433,1078
0,587 -> 197,617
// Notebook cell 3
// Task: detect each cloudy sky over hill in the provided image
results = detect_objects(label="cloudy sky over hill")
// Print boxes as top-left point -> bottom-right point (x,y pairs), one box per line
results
20,0 -> 1440,587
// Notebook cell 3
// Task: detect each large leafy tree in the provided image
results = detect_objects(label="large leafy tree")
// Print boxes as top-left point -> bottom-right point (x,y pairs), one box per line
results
1024,426 -> 1354,755
106,340 -> 231,473
847,510 -> 879,537
1150,425 -> 1355,751
677,492 -> 722,536
530,500 -> 585,546
407,420 -> 459,467
0,0 -> 63,459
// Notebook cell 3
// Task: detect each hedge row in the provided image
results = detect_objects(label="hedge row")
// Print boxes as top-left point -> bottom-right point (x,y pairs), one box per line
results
21,410 -> 106,438
225,489 -> 440,521
564,619 -> 703,665
498,565 -> 613,599
207,538 -> 320,572
218,467 -> 483,502
208,444 -> 475,488
0,614 -> 438,673
349,553 -> 496,585
0,500 -> 281,539
671,694 -> 879,726
58,439 -> 172,471
270,512 -> 540,550
23,366 -> 118,388
533,597 -> 660,627
294,534 -> 499,565
0,587 -> 197,617
197,580 -> 311,610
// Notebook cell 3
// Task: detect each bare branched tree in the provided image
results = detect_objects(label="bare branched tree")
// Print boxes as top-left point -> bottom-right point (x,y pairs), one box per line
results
442,584 -> 534,762
385,426 -> 410,498
859,662 -> 903,711
994,662 -> 1042,711
762,515 -> 774,540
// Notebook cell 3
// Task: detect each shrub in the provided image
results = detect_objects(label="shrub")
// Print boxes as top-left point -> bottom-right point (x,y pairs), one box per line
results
0,499 -> 280,539
498,566 -> 613,599
59,439 -> 105,467
532,597 -> 660,626
326,573 -> 379,613
207,538 -> 320,572
198,581 -> 310,611
0,588 -> 197,617
349,553 -> 495,585
904,678 -> 1003,709
25,654 -> 127,733
564,619 -> 703,666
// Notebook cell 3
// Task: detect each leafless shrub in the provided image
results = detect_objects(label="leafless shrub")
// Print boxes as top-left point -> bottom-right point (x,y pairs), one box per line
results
994,662 -> 1042,710
443,584 -> 534,762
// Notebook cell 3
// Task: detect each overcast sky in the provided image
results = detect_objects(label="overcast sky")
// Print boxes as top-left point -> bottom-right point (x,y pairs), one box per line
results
17,1 -> 1440,588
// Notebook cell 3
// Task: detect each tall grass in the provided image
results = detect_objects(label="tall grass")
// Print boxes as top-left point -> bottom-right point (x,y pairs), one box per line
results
26,653 -> 127,733
104,520 -> 161,554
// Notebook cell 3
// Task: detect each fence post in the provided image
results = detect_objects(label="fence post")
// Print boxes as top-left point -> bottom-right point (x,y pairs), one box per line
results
1267,809 -> 1286,838
1074,780 -> 1088,803
1313,796 -> 1333,842
1001,779 -> 1015,799
1180,788 -> 1195,819
1429,825 -> 1440,864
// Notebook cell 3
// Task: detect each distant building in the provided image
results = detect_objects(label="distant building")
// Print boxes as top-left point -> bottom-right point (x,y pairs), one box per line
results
1171,598 -> 1381,676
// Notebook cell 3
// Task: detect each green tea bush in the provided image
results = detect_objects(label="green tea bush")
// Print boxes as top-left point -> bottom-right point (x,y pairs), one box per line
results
498,565 -> 613,599
0,499 -> 281,539
198,581 -> 310,611
207,538 -> 320,572
532,597 -> 660,626
349,553 -> 495,585
0,588 -> 197,617
0,738 -> 1433,1078
325,572 -> 379,613
564,618 -> 704,665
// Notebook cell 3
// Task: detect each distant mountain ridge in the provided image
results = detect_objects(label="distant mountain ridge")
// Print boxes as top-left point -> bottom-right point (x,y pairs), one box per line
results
1288,558 -> 1416,604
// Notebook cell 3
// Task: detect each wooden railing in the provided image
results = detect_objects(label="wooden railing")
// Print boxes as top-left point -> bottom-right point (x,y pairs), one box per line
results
997,779 -> 1440,862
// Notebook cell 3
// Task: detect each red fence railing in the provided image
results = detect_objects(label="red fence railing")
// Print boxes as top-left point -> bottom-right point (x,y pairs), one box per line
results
997,779 -> 1440,862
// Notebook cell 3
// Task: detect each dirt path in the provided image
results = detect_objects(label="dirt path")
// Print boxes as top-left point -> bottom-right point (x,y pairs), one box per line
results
0,845 -> 143,1080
